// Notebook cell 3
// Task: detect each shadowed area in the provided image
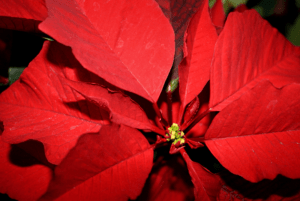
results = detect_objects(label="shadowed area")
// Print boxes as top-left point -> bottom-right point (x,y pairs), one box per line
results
9,139 -> 55,170
220,169 -> 300,200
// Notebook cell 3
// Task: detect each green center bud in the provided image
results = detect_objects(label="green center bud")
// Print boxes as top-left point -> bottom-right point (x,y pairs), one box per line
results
166,123 -> 185,145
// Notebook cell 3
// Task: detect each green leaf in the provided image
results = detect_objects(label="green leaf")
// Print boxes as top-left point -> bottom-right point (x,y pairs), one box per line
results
253,0 -> 277,18
225,0 -> 247,7
286,15 -> 300,46
209,0 -> 217,8
42,36 -> 54,41
165,77 -> 179,93
9,67 -> 25,85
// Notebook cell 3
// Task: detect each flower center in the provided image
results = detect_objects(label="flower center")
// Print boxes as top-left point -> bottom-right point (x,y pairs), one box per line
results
166,123 -> 185,145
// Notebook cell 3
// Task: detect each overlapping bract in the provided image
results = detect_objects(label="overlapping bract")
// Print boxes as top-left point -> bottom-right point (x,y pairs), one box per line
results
0,0 -> 47,32
40,124 -> 153,201
0,0 -> 300,200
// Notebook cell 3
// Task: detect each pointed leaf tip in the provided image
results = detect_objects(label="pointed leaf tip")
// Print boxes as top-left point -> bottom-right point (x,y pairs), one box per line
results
40,0 -> 175,102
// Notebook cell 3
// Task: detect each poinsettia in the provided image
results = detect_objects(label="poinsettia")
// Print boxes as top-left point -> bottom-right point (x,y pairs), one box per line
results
1,0 -> 300,200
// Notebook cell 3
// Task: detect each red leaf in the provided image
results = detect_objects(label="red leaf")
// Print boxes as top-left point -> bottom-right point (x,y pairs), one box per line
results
157,89 -> 180,125
0,0 -> 47,32
182,83 -> 211,138
205,81 -> 300,182
62,78 -> 162,132
180,148 -> 222,201
209,10 -> 300,111
182,96 -> 200,125
209,0 -> 226,34
155,0 -> 204,70
234,4 -> 248,13
0,41 -> 109,165
39,0 -> 174,102
40,124 -> 153,201
185,102 -> 210,138
137,154 -> 194,201
0,136 -> 52,201
0,76 -> 8,84
155,0 -> 171,19
179,0 -> 217,119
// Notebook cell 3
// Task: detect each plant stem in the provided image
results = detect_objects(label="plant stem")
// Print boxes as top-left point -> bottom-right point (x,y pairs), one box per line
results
167,91 -> 173,125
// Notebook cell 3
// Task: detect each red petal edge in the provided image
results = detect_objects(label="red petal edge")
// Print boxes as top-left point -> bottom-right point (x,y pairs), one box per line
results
210,9 -> 300,111
180,148 -> 222,201
0,136 -> 52,201
206,81 -> 300,182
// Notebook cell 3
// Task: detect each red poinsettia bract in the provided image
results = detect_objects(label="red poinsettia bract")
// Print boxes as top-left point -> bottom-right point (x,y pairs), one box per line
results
1,0 -> 300,200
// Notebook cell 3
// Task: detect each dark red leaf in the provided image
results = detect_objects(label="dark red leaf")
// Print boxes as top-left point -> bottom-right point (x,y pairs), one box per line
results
205,81 -> 300,182
183,96 -> 200,125
185,138 -> 204,149
40,124 -> 153,201
185,102 -> 210,138
0,0 -> 47,32
155,0 -> 204,73
0,136 -> 52,201
234,4 -> 248,13
209,10 -> 300,111
154,0 -> 172,20
179,0 -> 217,120
137,154 -> 194,201
0,29 -> 12,84
0,41 -> 109,165
182,82 -> 212,138
180,148 -> 222,201
39,0 -> 174,102
0,76 -> 8,84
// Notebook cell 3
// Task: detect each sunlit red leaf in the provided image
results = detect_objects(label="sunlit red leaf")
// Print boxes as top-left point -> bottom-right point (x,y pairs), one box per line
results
0,136 -> 52,201
179,0 -> 217,119
0,0 -> 47,32
62,78 -> 163,133
210,9 -> 300,111
205,81 -> 300,182
180,149 -> 222,201
39,0 -> 174,102
40,124 -> 153,201
0,41 -> 109,165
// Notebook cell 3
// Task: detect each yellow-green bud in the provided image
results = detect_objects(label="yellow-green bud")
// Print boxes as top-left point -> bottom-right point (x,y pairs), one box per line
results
166,123 -> 185,145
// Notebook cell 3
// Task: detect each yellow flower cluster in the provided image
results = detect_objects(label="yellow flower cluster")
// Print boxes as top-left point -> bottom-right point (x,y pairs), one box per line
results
166,123 -> 185,145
